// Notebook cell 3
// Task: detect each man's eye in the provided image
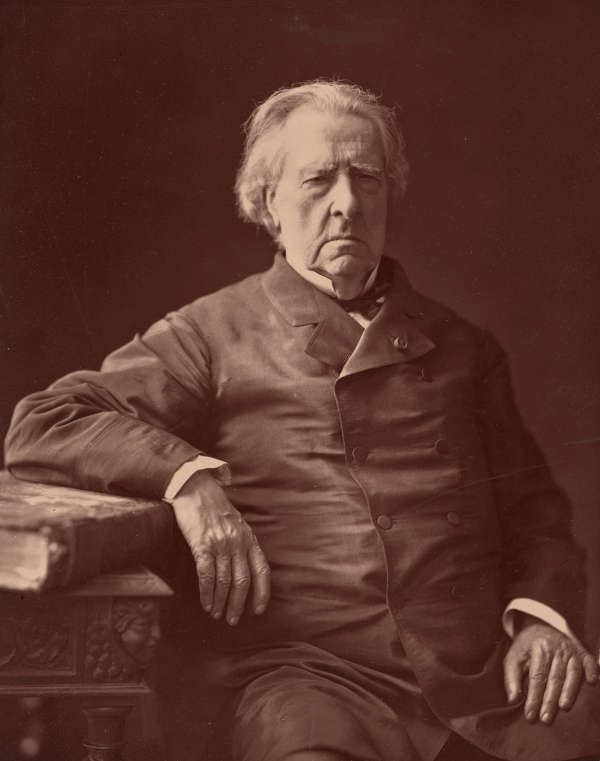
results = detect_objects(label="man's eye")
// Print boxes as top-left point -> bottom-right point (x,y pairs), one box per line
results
357,172 -> 380,185
302,176 -> 328,186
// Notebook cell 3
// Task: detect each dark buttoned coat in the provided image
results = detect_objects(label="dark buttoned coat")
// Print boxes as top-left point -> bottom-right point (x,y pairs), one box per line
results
5,254 -> 599,759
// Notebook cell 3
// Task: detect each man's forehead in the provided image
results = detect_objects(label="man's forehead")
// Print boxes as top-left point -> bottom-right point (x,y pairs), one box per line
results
278,106 -> 383,169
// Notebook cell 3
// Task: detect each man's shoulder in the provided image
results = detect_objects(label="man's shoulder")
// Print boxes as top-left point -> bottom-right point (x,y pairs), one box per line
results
388,262 -> 488,347
413,289 -> 482,333
388,271 -> 501,369
171,263 -> 272,335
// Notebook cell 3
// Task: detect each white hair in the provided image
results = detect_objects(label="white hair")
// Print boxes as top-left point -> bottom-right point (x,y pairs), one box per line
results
235,79 -> 409,239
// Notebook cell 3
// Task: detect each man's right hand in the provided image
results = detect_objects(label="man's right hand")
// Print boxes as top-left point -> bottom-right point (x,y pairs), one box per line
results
170,469 -> 271,625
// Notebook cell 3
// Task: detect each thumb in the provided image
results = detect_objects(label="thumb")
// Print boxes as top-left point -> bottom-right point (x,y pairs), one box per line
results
580,647 -> 599,685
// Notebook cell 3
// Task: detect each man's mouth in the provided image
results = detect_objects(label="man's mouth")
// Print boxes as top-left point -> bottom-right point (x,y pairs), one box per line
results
326,235 -> 363,244
316,235 -> 366,257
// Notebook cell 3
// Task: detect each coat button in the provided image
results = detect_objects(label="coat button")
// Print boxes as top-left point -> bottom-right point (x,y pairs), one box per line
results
350,446 -> 369,466
434,438 -> 449,455
376,514 -> 393,530
446,511 -> 461,526
391,335 -> 409,351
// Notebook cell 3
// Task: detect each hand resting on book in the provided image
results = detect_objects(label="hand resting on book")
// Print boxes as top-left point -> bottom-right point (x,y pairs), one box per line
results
170,469 -> 271,625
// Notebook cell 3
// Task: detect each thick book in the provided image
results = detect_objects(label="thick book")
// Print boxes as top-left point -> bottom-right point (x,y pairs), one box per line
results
0,472 -> 174,592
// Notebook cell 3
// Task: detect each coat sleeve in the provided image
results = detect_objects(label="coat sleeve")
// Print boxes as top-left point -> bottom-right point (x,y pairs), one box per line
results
4,309 -> 216,498
476,330 -> 586,636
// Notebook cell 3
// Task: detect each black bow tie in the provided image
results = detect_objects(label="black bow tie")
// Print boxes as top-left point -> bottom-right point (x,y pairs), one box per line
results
334,257 -> 394,319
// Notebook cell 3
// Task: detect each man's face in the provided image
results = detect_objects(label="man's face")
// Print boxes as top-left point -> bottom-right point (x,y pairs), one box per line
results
266,107 -> 388,291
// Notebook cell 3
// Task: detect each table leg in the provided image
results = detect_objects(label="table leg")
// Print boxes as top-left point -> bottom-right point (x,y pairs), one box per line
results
82,705 -> 132,761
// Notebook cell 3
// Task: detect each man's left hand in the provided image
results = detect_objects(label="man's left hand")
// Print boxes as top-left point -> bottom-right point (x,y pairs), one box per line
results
504,617 -> 598,724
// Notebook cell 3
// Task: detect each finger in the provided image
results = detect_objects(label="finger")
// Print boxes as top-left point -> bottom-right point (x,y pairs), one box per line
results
504,648 -> 525,704
539,651 -> 568,724
225,552 -> 251,626
524,644 -> 551,722
581,649 -> 599,685
211,554 -> 232,620
248,539 -> 271,615
194,551 -> 216,613
559,655 -> 583,711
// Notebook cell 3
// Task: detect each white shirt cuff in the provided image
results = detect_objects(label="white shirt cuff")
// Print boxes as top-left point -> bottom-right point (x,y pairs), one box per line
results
163,454 -> 232,502
503,597 -> 581,645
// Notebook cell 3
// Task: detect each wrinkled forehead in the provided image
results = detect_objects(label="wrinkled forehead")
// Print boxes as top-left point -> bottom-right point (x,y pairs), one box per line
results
277,105 -> 385,174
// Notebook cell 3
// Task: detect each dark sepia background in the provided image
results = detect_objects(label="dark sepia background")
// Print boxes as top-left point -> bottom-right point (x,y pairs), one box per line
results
1,1 -> 599,752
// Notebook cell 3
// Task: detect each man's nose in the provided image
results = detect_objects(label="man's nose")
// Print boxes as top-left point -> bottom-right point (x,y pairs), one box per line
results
329,173 -> 359,220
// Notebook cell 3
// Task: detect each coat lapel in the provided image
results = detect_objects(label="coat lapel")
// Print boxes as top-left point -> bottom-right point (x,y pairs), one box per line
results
262,253 -> 436,377
339,261 -> 436,378
304,299 -> 364,371
262,254 -> 363,372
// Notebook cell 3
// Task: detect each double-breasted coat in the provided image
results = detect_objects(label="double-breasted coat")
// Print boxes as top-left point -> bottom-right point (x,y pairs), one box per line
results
5,254 -> 599,759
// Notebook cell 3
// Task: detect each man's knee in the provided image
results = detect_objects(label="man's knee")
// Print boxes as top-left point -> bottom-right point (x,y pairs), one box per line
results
232,682 -> 379,761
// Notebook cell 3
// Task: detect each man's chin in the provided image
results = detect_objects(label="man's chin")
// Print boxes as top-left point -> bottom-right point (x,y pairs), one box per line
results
316,248 -> 377,280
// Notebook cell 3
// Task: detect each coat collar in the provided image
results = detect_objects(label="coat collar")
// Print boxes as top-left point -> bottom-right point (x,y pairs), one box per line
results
262,253 -> 436,376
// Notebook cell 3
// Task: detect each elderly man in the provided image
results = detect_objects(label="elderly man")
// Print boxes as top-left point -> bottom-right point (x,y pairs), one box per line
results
5,80 -> 600,761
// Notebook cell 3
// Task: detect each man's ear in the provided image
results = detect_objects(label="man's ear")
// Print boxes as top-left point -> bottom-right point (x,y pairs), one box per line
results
264,187 -> 280,231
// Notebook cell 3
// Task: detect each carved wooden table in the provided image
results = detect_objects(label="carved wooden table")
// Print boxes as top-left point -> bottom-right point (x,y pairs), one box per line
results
0,566 -> 172,760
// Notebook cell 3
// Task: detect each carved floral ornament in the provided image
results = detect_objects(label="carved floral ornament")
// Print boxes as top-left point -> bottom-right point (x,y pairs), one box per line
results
84,597 -> 161,683
0,612 -> 71,670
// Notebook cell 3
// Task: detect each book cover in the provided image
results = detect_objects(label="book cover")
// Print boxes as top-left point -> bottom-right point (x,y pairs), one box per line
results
0,472 -> 174,592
